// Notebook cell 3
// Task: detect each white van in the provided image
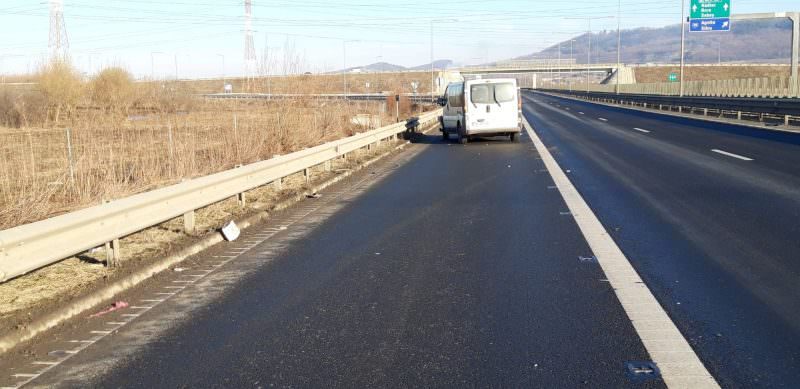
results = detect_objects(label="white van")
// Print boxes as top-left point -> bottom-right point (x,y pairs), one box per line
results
438,78 -> 522,144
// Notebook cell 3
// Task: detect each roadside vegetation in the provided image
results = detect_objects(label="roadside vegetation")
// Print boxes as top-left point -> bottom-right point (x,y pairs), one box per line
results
0,59 -> 426,231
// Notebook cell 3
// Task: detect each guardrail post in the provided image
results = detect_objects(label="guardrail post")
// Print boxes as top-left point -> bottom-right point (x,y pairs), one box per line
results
304,168 -> 310,184
703,108 -> 708,116
184,210 -> 196,233
237,192 -> 246,208
104,238 -> 121,267
274,178 -> 283,191
785,115 -> 791,126
324,160 -> 332,171
737,111 -> 742,120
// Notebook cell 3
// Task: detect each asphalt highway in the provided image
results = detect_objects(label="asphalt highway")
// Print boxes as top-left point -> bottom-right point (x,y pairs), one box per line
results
6,92 -> 799,388
524,91 -> 800,388
13,126 -> 662,388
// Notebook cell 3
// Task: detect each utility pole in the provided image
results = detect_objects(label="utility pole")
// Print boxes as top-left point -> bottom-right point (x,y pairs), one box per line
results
679,0 -> 686,97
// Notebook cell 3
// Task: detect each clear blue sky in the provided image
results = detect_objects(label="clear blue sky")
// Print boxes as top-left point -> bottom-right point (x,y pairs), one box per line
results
0,0 -> 796,78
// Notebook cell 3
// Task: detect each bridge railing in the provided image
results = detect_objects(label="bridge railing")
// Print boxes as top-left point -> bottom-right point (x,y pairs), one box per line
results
538,76 -> 800,98
0,109 -> 443,283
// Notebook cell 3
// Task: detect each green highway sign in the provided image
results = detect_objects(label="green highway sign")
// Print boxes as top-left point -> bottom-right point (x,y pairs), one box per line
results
668,72 -> 679,82
690,0 -> 731,19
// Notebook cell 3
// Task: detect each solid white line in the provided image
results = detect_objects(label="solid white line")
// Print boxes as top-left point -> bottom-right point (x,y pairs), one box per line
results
90,331 -> 112,335
522,116 -> 719,389
633,127 -> 651,133
32,361 -> 58,365
711,149 -> 753,161
598,117 -> 608,122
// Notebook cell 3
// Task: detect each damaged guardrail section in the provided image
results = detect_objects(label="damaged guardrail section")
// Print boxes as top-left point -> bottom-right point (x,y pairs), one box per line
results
0,109 -> 442,283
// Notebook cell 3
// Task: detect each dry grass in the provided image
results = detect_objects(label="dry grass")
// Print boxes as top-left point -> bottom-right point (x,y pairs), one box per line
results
185,71 -> 433,95
634,65 -> 791,83
0,62 -> 429,231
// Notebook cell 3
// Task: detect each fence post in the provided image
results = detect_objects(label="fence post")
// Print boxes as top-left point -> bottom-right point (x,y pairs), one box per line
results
65,128 -> 75,187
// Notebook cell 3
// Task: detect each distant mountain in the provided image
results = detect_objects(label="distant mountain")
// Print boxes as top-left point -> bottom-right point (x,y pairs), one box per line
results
517,19 -> 793,64
334,59 -> 453,73
408,60 -> 454,71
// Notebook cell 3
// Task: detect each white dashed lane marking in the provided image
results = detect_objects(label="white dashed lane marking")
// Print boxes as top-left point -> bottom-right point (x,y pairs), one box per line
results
711,149 -> 753,161
598,117 -> 608,122
633,127 -> 651,133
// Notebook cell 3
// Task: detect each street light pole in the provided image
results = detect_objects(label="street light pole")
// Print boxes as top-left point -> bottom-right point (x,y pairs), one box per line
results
616,0 -> 622,94
216,54 -> 225,83
343,41 -> 347,96
430,20 -> 434,100
680,0 -> 687,96
430,19 -> 459,98
150,51 -> 164,80
587,18 -> 591,93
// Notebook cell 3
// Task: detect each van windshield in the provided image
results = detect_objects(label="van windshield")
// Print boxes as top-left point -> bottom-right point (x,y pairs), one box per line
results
470,83 -> 516,104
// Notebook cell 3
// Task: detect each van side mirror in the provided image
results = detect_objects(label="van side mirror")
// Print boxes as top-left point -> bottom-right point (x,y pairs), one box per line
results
436,96 -> 447,106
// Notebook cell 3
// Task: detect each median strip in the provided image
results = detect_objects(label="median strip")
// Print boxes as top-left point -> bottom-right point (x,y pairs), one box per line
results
711,149 -> 753,161
522,115 -> 719,389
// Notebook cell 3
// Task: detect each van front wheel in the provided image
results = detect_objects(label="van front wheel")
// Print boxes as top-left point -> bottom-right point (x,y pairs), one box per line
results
459,134 -> 469,144
509,132 -> 517,142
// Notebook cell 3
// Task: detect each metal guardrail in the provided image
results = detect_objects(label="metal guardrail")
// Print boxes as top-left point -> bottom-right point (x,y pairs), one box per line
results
0,109 -> 442,283
203,93 -> 437,103
535,89 -> 800,123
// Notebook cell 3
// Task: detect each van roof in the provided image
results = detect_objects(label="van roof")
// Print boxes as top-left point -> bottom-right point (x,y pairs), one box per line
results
465,78 -> 517,85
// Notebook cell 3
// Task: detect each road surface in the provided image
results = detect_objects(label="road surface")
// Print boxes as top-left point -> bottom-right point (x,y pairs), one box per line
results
3,91 -> 799,388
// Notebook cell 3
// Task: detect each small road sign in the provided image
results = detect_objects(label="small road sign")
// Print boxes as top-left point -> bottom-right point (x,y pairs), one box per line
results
690,0 -> 730,19
668,72 -> 679,82
690,17 -> 731,32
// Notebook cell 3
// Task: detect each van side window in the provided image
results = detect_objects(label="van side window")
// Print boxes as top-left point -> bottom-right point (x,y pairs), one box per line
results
447,84 -> 463,108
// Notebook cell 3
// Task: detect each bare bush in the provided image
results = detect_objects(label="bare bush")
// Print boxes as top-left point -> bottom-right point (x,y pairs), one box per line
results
37,60 -> 84,124
91,67 -> 134,114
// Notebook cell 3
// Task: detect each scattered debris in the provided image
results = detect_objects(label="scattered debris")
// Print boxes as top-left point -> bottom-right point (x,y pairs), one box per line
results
279,226 -> 288,230
625,361 -> 661,382
173,267 -> 186,272
307,193 -> 322,199
221,221 -> 241,241
89,301 -> 129,318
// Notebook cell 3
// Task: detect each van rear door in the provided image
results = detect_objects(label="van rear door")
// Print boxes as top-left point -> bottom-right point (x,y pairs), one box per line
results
465,81 -> 519,134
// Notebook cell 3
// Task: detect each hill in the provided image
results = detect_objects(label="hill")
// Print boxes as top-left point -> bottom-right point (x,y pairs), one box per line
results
518,18 -> 793,64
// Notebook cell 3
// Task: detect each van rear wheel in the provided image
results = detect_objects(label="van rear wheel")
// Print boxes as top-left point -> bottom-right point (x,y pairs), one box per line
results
509,132 -> 517,142
459,134 -> 468,144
